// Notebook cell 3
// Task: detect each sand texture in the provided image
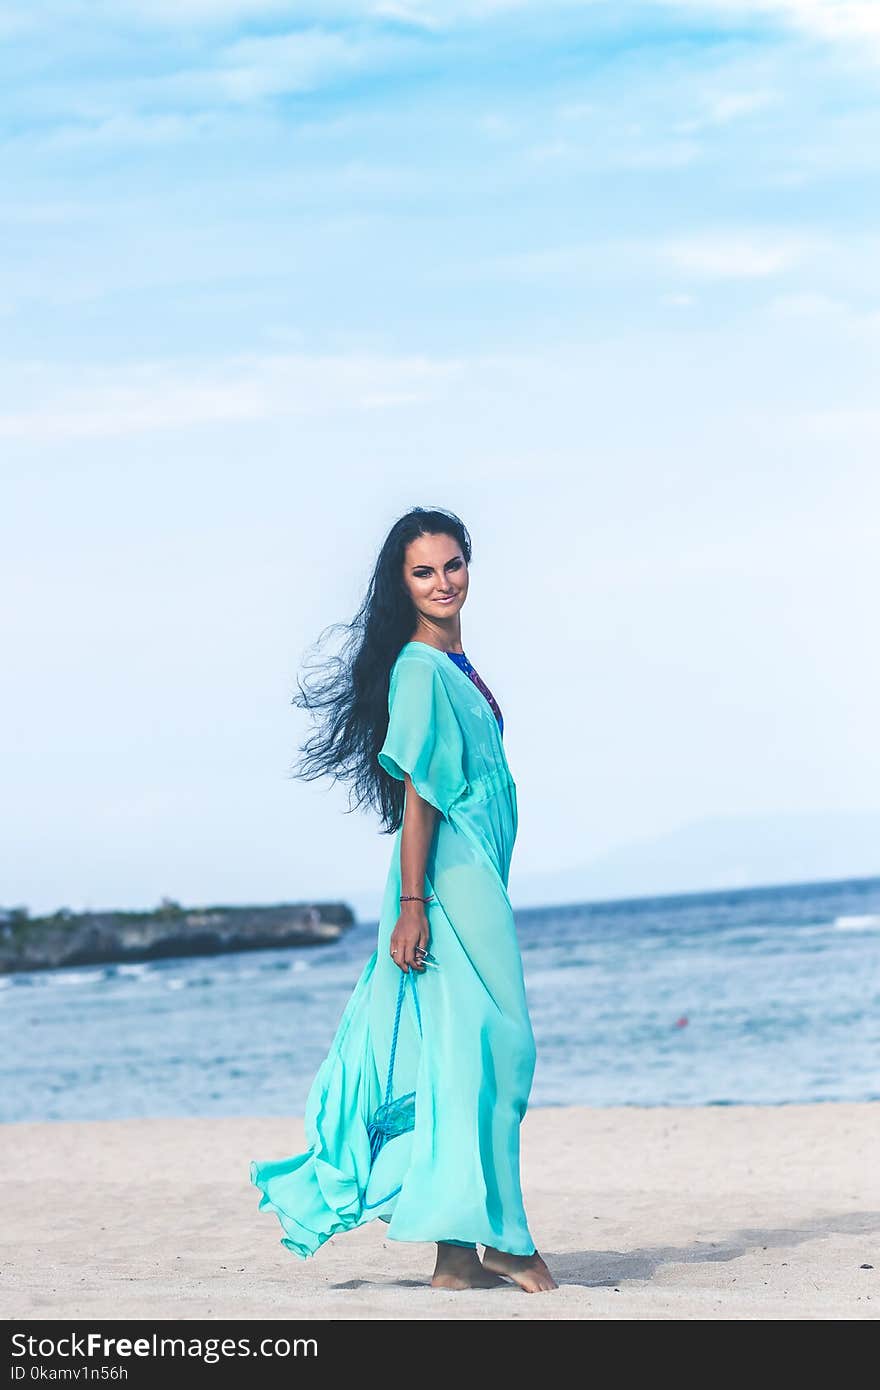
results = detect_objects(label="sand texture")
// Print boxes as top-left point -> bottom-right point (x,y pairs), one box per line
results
2,1103 -> 878,1321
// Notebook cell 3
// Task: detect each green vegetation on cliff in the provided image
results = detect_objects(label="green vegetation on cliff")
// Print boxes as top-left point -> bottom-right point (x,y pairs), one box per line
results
0,897 -> 355,973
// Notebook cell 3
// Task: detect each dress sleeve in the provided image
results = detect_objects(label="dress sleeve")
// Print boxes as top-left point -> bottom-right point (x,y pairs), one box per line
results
377,657 -> 468,821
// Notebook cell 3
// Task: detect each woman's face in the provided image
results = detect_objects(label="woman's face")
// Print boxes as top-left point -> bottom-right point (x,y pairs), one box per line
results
402,532 -> 469,626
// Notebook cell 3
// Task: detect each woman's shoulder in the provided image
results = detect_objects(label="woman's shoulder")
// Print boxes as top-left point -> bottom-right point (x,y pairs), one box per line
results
390,642 -> 442,679
388,643 -> 450,702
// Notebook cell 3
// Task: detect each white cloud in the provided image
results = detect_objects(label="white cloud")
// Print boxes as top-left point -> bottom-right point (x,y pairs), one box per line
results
116,28 -> 416,113
489,229 -> 819,283
708,88 -> 778,121
145,0 -> 880,54
372,1 -> 445,26
798,406 -> 880,443
372,0 -> 533,21
660,291 -> 697,307
760,1 -> 880,44
119,0 -> 309,24
675,86 -> 780,133
659,1 -> 880,56
524,130 -> 702,171
7,0 -> 880,48
392,0 -> 880,60
0,26 -> 422,147
476,111 -> 519,138
766,290 -> 845,316
113,0 -> 538,28
369,0 -> 880,42
0,354 -> 463,442
212,28 -> 403,101
660,231 -> 813,278
0,201 -> 90,226
44,112 -> 217,151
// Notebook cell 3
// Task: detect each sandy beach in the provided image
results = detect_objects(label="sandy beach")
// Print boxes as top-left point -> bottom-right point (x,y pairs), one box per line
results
2,1103 -> 878,1321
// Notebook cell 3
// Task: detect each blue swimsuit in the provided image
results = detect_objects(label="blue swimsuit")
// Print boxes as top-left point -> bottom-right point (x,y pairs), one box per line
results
446,652 -> 504,737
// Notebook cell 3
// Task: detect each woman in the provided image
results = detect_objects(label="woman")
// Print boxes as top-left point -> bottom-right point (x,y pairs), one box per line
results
249,507 -> 556,1293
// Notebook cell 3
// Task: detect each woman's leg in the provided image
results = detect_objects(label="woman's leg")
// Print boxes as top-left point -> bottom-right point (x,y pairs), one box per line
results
431,1241 -> 509,1290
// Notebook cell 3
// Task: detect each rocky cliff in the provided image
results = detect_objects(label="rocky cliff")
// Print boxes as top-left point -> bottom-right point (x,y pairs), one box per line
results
0,900 -> 355,974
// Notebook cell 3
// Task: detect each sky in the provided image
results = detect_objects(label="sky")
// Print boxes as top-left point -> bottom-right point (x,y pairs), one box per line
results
2,1 -> 879,919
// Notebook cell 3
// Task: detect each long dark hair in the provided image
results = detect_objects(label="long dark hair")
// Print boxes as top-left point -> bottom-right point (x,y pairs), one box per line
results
292,506 -> 472,834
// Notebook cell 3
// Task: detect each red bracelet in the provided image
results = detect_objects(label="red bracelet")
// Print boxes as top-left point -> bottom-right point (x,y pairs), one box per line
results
400,894 -> 435,903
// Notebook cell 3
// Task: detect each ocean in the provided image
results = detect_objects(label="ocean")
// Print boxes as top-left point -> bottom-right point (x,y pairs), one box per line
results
2,875 -> 878,1124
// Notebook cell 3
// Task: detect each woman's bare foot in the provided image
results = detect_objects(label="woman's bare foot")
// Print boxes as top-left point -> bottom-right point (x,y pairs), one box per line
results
431,1242 -> 510,1290
481,1245 -> 558,1292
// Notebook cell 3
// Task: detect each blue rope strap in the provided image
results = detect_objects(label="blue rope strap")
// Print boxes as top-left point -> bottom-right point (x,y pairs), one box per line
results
383,970 -> 407,1107
366,969 -> 421,1166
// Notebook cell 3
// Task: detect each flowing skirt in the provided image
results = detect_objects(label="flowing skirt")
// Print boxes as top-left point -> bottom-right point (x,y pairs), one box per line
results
249,783 -> 537,1258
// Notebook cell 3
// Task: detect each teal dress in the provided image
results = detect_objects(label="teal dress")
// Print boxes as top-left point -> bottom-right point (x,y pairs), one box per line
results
249,640 -> 537,1257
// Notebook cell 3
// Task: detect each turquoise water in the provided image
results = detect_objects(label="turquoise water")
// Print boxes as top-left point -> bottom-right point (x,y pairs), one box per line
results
2,875 -> 879,1123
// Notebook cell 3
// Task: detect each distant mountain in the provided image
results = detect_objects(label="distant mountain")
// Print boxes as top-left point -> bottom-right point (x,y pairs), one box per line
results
508,809 -> 880,908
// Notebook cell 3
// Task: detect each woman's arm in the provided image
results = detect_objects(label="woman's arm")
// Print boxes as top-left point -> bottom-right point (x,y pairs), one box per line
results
389,771 -> 436,974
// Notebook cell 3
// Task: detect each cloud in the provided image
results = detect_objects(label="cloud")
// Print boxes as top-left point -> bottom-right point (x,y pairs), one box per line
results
758,1 -> 880,44
91,1 -> 310,26
659,1 -> 880,56
766,290 -> 845,316
6,0 -> 880,47
97,0 -> 537,30
359,0 -> 880,45
157,27 -> 416,109
204,28 -> 409,102
659,231 -> 814,278
675,86 -> 780,133
142,0 -> 880,54
526,133 -> 701,169
0,354 -> 464,442
2,25 -> 423,142
489,229 -> 818,283
660,291 -> 697,307
795,406 -> 880,449
385,0 -> 880,61
6,1 -> 879,150
370,0 -> 534,23
706,89 -> 778,121
44,112 -> 218,151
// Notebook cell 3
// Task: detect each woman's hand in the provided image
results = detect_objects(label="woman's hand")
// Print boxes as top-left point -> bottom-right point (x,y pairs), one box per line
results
390,903 -> 430,973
